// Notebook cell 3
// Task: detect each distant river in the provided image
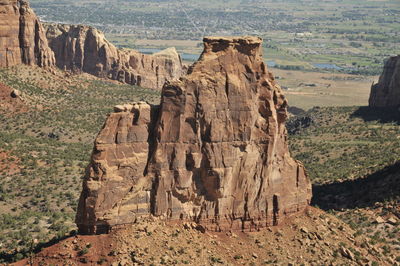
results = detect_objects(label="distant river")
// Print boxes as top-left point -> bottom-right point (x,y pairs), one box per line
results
313,63 -> 342,70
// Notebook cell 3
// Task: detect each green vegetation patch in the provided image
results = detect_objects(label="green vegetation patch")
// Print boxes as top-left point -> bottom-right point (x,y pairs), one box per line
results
289,106 -> 400,184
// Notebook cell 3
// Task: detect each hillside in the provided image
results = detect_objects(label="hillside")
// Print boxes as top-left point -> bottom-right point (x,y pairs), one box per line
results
288,106 -> 400,184
0,83 -> 26,114
0,65 -> 160,262
288,106 -> 400,263
14,208 -> 390,265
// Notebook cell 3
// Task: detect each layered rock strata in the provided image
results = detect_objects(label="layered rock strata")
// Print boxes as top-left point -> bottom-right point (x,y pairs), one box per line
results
76,36 -> 312,234
0,0 -> 55,67
45,24 -> 184,90
369,55 -> 400,108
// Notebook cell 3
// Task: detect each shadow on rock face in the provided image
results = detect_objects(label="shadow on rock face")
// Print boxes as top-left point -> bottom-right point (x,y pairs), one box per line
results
350,106 -> 400,125
312,161 -> 400,211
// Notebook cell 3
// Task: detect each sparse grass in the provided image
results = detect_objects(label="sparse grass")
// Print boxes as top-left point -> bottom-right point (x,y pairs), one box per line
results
289,106 -> 400,184
289,106 -> 400,261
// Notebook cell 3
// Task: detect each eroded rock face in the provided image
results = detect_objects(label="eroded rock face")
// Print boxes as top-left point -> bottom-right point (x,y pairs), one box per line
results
369,55 -> 400,108
45,24 -> 184,90
0,0 -> 55,67
0,1 -> 182,88
76,37 -> 312,234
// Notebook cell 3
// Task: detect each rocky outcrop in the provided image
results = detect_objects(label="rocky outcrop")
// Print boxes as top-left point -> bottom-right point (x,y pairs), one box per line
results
0,0 -> 55,67
76,36 -> 312,234
369,55 -> 400,108
45,24 -> 184,90
0,1 -> 182,89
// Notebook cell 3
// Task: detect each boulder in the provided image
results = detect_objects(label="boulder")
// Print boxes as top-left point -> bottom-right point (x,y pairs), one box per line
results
340,246 -> 355,261
76,36 -> 312,234
10,89 -> 20,98
387,217 -> 397,225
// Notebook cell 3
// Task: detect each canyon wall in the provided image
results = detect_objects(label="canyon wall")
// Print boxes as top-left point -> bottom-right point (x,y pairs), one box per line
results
0,1 -> 183,90
0,0 -> 55,67
76,36 -> 312,234
45,24 -> 184,90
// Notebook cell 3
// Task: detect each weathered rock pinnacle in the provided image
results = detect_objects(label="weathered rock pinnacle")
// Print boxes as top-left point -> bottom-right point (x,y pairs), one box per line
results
76,36 -> 312,234
369,55 -> 400,108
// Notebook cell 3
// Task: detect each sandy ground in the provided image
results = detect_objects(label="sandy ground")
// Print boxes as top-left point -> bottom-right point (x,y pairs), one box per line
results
271,69 -> 377,110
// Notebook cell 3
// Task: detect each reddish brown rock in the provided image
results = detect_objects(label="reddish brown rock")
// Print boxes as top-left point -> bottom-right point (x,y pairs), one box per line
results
76,36 -> 312,234
0,0 -> 55,67
369,55 -> 400,108
76,102 -> 159,233
45,24 -> 184,90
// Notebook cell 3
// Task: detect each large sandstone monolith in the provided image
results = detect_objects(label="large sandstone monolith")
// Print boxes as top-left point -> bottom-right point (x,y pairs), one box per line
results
76,36 -> 312,234
369,55 -> 400,108
45,24 -> 184,90
0,0 -> 55,67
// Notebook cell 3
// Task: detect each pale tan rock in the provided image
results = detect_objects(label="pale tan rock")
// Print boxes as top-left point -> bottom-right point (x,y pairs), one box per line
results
76,36 -> 312,234
375,216 -> 385,224
340,246 -> 353,260
44,24 -> 184,90
369,55 -> 400,107
387,217 -> 397,225
300,227 -> 309,234
0,0 -> 55,67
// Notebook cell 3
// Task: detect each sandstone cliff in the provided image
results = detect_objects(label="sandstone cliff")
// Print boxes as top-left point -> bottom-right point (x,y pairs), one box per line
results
369,55 -> 400,108
0,0 -> 183,89
76,36 -> 312,234
45,24 -> 184,90
0,0 -> 55,67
